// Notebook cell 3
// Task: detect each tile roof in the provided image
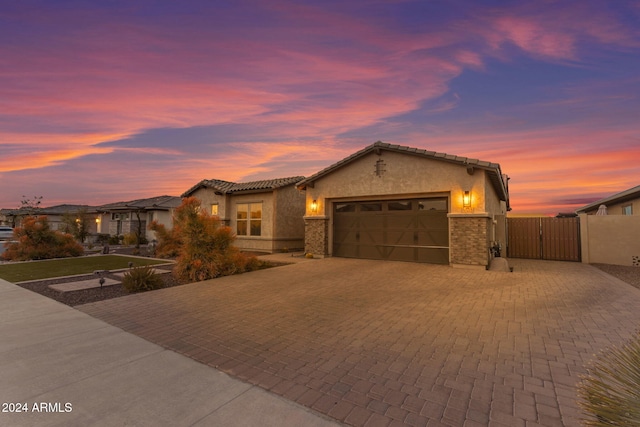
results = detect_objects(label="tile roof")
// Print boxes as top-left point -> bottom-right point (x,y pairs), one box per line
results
0,204 -> 97,216
297,141 -> 509,205
182,176 -> 305,197
98,195 -> 182,211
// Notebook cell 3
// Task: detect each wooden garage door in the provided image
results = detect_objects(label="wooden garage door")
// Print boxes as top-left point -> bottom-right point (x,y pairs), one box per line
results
333,198 -> 449,264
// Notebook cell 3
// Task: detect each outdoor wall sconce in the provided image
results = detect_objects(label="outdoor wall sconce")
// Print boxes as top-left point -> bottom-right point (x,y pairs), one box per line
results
95,217 -> 101,224
463,190 -> 472,209
311,199 -> 318,213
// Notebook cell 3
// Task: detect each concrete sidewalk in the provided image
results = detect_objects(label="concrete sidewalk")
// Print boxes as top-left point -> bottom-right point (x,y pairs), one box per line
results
0,278 -> 340,427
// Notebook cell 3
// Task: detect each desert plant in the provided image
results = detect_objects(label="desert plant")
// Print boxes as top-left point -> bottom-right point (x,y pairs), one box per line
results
578,330 -> 640,426
60,207 -> 91,243
148,221 -> 181,258
150,197 -> 259,282
1,216 -> 84,261
122,232 -> 148,246
121,265 -> 164,293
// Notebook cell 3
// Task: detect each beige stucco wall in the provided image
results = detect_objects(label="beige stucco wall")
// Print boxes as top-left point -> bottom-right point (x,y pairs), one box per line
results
189,188 -> 230,221
225,192 -> 274,252
303,151 -> 507,266
272,186 -> 305,251
188,186 -> 305,253
483,177 -> 509,251
146,209 -> 174,241
580,214 -> 640,266
588,199 -> 639,216
304,151 -> 492,216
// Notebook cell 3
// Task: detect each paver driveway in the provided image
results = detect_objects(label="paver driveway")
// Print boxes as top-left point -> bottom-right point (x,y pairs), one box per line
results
79,258 -> 640,426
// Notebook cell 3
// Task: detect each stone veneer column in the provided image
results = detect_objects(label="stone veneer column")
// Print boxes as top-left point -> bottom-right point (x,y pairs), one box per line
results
448,214 -> 491,269
304,216 -> 329,257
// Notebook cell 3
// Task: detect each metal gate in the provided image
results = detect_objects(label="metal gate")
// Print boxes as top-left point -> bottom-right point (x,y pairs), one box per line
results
507,217 -> 581,261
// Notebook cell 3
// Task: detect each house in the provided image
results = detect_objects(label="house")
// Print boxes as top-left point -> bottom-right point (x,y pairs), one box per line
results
296,141 -> 510,269
0,205 -> 100,234
576,184 -> 640,216
182,177 -> 306,253
96,195 -> 182,242
576,184 -> 640,266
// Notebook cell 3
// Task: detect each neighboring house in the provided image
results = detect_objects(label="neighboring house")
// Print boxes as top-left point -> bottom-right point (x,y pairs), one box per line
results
0,205 -> 99,234
576,184 -> 640,266
97,195 -> 182,242
296,141 -> 510,269
182,177 -> 306,253
576,184 -> 640,216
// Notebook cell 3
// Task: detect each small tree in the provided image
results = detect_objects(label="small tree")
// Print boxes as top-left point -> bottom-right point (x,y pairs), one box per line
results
20,195 -> 43,215
149,197 -> 258,282
1,216 -> 84,261
61,208 -> 91,243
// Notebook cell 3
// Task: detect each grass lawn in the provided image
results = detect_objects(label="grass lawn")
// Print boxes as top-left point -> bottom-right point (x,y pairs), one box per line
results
0,255 -> 172,282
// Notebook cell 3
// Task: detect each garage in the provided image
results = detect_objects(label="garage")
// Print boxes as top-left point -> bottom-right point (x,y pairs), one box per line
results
298,141 -> 510,268
333,197 -> 449,264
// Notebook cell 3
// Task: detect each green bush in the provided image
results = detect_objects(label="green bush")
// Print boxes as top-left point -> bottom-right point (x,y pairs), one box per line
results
578,330 -> 640,426
1,216 -> 84,261
121,265 -> 164,293
108,235 -> 122,245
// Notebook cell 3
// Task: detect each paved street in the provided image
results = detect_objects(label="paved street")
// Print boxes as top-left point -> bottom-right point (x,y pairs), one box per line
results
78,258 -> 640,426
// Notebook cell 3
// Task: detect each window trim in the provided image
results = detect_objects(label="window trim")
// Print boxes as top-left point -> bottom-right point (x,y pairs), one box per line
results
236,202 -> 262,236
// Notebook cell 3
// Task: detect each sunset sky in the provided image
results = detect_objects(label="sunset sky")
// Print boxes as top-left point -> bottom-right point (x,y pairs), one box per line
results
2,0 -> 639,214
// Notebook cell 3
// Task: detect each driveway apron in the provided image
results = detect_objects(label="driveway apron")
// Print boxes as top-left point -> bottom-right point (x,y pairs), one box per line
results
79,258 -> 640,426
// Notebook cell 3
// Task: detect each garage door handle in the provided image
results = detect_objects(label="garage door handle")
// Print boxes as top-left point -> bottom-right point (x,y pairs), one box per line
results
356,232 -> 360,241
414,232 -> 418,242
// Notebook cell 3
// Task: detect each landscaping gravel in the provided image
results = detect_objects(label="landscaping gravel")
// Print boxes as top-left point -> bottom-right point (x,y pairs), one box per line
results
592,263 -> 640,291
11,247 -> 282,307
16,268 -> 181,307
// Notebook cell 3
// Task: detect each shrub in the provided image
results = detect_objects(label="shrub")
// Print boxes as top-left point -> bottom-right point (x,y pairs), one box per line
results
1,216 -> 84,261
94,234 -> 110,245
121,265 -> 164,293
108,235 -> 122,245
122,232 -> 148,246
578,330 -> 640,426
148,221 -> 181,258
151,197 -> 258,282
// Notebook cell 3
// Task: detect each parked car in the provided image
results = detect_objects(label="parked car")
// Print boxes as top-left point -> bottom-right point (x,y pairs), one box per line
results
0,226 -> 14,240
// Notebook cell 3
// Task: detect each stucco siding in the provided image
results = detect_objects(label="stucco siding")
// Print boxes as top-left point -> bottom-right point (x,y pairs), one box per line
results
580,214 -> 640,266
190,188 -> 230,221
272,186 -> 305,251
146,210 -> 174,241
305,151 -> 487,216
595,198 -> 639,215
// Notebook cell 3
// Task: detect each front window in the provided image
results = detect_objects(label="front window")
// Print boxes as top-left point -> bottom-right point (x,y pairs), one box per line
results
211,204 -> 219,216
237,203 -> 262,236
622,204 -> 633,215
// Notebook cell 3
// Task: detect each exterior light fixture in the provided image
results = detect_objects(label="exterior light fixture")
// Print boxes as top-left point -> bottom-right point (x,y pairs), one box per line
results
311,199 -> 318,213
463,190 -> 471,209
95,217 -> 101,224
